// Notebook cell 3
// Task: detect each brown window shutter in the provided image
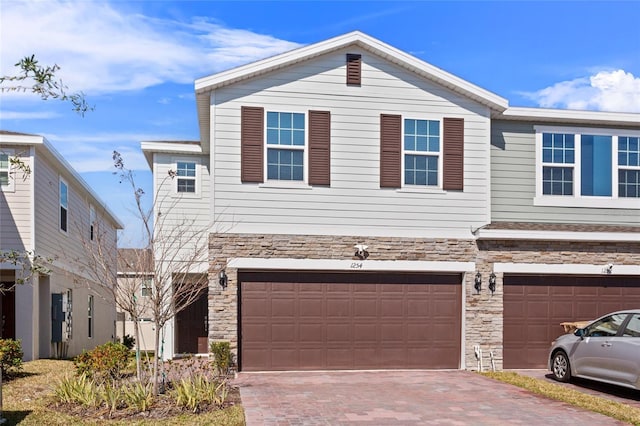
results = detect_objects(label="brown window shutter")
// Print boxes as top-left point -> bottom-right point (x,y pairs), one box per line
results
380,114 -> 402,188
241,106 -> 264,183
346,54 -> 361,86
443,117 -> 464,191
309,110 -> 331,186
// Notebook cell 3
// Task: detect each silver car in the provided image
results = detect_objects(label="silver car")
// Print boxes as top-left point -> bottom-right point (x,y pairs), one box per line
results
549,309 -> 640,390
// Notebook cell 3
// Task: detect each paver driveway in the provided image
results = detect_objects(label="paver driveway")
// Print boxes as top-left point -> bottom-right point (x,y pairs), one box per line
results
234,370 -> 628,425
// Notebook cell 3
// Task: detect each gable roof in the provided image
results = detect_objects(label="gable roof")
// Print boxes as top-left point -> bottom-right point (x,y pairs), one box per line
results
194,31 -> 510,153
0,131 -> 124,229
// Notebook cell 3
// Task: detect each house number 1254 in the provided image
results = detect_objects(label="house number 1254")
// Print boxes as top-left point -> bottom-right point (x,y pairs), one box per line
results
350,262 -> 363,269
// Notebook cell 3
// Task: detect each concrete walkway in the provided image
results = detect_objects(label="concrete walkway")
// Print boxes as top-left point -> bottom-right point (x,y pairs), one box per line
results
234,370 -> 628,425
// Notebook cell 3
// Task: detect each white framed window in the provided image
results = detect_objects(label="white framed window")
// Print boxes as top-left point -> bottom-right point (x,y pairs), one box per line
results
535,126 -> 640,208
173,157 -> 200,196
88,295 -> 94,338
265,111 -> 306,182
0,149 -> 14,192
141,278 -> 152,297
59,177 -> 69,233
89,205 -> 96,241
403,118 -> 442,187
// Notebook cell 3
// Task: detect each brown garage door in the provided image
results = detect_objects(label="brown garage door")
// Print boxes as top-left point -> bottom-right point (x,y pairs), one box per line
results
240,271 -> 461,371
504,275 -> 640,369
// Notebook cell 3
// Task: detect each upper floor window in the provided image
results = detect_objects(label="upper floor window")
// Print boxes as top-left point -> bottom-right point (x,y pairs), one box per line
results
89,205 -> 96,241
176,161 -> 196,193
0,150 -> 14,191
618,136 -> 639,198
404,119 -> 440,186
60,178 -> 68,232
141,278 -> 152,297
266,111 -> 305,181
535,126 -> 640,208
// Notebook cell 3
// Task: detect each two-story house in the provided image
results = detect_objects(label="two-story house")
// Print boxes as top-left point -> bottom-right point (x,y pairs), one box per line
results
142,32 -> 640,370
1,131 -> 122,360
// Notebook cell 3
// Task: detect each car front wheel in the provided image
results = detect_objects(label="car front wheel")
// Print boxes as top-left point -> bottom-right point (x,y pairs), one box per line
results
551,351 -> 571,382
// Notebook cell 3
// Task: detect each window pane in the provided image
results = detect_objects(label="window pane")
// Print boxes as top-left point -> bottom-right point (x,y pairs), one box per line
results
416,120 -> 427,134
60,181 -> 68,207
623,314 -> 640,337
428,136 -> 439,152
0,154 -> 8,168
292,165 -> 303,181
619,170 -> 640,198
404,135 -> 414,151
581,135 -> 612,196
280,129 -> 292,145
267,148 -> 303,181
619,136 -> 640,167
416,171 -> 427,185
405,119 -> 416,134
405,154 -> 437,186
177,162 -> 196,177
429,120 -> 439,136
267,112 -> 279,128
292,113 -> 305,130
177,179 -> 195,193
0,172 -> 7,186
416,136 -> 427,152
542,166 -> 573,195
542,133 -> 552,148
280,113 -> 292,128
267,129 -> 279,145
293,130 -> 304,146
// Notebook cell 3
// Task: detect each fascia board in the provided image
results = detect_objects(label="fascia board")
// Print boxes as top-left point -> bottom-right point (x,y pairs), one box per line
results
500,107 -> 640,127
195,31 -> 508,111
476,229 -> 640,242
140,141 -> 203,154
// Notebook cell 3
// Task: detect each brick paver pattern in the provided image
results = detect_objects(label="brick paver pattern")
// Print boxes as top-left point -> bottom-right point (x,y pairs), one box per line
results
234,370 -> 629,425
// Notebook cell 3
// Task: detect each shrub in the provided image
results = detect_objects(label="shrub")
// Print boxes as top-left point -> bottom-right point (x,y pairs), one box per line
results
172,375 -> 229,412
73,341 -> 131,383
122,382 -> 154,412
209,341 -> 234,376
54,373 -> 100,407
120,334 -> 135,350
0,338 -> 23,377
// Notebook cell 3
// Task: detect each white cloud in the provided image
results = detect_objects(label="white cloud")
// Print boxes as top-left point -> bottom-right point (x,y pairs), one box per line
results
0,110 -> 61,120
0,0 -> 301,95
525,70 -> 640,113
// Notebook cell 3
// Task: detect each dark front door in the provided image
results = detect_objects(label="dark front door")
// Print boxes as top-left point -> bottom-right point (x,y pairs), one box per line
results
176,290 -> 208,354
0,283 -> 15,339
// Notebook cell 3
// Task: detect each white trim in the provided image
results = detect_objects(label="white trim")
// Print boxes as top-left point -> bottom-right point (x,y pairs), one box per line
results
494,262 -> 640,275
173,156 -> 201,198
501,107 -> 640,126
141,141 -> 203,154
29,146 -> 35,251
0,148 -> 15,192
476,229 -> 640,242
227,257 -> 475,273
195,31 -> 508,111
533,196 -> 640,209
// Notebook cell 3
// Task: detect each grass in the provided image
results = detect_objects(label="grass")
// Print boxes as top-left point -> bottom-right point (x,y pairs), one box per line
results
1,359 -> 245,426
482,371 -> 640,426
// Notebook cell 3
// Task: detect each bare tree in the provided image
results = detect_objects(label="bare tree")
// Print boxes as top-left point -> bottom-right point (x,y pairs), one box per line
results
77,152 -> 210,395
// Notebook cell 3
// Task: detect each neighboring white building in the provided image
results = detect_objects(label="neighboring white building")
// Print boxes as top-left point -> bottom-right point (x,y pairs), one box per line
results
143,32 -> 640,370
1,131 -> 123,360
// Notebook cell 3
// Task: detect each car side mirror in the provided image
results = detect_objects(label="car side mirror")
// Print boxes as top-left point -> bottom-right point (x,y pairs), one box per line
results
574,328 -> 586,339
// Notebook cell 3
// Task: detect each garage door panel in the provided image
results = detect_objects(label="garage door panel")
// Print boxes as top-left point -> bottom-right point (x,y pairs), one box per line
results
240,272 -> 461,371
504,274 -> 640,369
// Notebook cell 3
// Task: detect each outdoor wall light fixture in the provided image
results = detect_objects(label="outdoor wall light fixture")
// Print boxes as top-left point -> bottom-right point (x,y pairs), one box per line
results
474,272 -> 482,293
488,272 -> 497,294
218,270 -> 228,289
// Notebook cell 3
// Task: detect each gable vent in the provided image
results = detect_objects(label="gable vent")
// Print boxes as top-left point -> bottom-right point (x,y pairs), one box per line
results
241,106 -> 264,183
346,54 -> 362,86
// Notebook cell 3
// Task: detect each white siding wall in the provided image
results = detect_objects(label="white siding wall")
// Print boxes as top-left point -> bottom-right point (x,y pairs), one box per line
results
491,120 -> 640,224
0,145 -> 32,251
210,47 -> 492,238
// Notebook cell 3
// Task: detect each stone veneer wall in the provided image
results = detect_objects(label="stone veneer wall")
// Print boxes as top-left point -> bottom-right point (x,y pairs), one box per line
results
207,233 -> 640,371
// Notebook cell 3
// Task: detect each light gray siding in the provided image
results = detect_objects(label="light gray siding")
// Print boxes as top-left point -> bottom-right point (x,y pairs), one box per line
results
210,47 -> 492,238
491,120 -> 640,225
0,145 -> 32,251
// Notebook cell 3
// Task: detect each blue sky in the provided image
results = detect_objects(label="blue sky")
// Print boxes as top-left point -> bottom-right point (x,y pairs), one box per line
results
1,0 -> 639,247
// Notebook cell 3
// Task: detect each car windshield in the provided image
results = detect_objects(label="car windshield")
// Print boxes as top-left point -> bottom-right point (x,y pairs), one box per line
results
584,313 -> 628,337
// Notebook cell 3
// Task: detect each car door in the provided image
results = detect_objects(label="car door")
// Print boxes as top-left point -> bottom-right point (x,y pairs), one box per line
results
606,314 -> 640,388
571,313 -> 629,380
